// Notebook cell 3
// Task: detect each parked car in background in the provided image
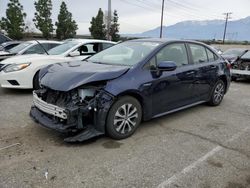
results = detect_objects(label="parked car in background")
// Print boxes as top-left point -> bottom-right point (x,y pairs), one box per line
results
221,48 -> 249,63
210,46 -> 223,55
0,40 -> 62,61
0,39 -> 116,89
0,41 -> 23,52
0,33 -> 11,45
231,51 -> 250,81
30,39 -> 231,142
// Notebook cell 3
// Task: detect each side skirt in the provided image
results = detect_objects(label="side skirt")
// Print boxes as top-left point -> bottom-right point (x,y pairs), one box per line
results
153,101 -> 206,119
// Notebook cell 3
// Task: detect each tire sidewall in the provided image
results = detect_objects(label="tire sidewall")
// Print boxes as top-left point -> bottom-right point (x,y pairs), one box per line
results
106,96 -> 142,139
210,80 -> 225,106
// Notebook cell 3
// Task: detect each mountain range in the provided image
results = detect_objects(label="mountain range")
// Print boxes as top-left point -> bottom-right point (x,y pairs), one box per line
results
126,16 -> 250,41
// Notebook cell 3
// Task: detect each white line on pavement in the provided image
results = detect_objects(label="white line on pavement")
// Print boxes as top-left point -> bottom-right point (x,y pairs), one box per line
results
157,126 -> 250,188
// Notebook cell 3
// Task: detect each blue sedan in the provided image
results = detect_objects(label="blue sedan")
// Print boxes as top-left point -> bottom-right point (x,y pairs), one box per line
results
30,39 -> 231,142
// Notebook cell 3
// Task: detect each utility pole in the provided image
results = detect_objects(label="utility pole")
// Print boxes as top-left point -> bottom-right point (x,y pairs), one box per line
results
107,0 -> 112,41
160,0 -> 165,38
222,12 -> 232,44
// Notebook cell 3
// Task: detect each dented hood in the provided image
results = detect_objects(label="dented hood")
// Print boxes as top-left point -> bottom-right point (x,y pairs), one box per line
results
40,60 -> 130,91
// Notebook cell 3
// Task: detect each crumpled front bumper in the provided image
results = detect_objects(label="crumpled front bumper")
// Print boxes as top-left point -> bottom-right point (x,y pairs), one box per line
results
231,69 -> 250,78
30,106 -> 104,142
30,106 -> 76,133
30,90 -> 115,142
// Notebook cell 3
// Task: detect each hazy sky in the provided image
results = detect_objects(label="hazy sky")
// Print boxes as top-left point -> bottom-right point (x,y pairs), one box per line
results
0,0 -> 250,34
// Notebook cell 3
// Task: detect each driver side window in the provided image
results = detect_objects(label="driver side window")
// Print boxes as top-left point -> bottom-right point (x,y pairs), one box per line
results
156,43 -> 188,67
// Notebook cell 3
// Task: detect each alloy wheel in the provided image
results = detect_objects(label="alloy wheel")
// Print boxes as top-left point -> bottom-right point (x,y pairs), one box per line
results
213,82 -> 225,104
114,103 -> 138,134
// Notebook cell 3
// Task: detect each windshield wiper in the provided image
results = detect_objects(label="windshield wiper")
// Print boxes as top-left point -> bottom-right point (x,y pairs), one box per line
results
35,40 -> 49,55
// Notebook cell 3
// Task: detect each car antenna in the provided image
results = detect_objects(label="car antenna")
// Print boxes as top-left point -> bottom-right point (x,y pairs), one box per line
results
35,40 -> 49,55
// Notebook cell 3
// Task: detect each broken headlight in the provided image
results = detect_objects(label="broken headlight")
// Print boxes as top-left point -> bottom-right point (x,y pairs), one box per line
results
78,88 -> 96,102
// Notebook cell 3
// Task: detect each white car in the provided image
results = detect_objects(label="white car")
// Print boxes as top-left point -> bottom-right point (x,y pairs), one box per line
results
0,39 -> 116,89
0,40 -> 62,61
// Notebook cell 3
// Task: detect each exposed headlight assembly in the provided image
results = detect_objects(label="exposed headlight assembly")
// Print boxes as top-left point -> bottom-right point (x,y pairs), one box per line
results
78,88 -> 96,102
4,63 -> 31,73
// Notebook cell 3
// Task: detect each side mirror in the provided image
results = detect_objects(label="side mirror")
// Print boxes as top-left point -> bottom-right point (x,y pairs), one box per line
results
157,61 -> 177,71
69,51 -> 80,57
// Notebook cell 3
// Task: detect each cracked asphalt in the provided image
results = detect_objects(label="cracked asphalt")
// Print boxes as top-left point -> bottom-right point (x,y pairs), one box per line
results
0,81 -> 250,188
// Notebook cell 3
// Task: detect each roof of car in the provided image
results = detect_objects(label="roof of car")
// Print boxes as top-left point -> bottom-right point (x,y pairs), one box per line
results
0,41 -> 23,46
63,38 -> 116,44
25,40 -> 62,44
129,38 -> 206,44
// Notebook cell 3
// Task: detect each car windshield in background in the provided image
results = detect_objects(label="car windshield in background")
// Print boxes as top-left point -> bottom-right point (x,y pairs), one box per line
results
222,49 -> 246,56
48,41 -> 80,55
8,42 -> 32,54
88,41 -> 160,66
241,51 -> 250,59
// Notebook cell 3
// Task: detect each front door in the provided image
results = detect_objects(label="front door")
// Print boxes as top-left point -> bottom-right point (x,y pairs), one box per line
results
142,42 -> 196,116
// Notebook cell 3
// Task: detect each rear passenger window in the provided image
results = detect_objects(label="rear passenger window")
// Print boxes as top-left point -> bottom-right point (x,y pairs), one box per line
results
156,43 -> 188,67
189,44 -> 208,63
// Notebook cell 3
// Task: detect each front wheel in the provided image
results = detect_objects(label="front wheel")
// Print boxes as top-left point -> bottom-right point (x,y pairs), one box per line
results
106,96 -> 142,140
208,80 -> 225,106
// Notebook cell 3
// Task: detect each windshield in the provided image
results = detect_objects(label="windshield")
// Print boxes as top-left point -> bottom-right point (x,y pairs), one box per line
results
222,49 -> 246,56
9,42 -> 32,54
48,41 -> 80,55
88,41 -> 160,66
241,51 -> 250,59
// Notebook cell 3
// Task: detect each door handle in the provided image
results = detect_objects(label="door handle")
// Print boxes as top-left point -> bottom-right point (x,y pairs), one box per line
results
210,65 -> 217,69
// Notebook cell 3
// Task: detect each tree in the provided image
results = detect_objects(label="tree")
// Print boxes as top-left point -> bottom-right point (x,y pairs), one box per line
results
89,8 -> 106,40
109,10 -> 120,42
0,0 -> 26,39
55,1 -> 78,40
33,0 -> 53,39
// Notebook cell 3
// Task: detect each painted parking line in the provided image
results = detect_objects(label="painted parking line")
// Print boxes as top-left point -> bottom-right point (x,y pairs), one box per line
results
157,126 -> 250,188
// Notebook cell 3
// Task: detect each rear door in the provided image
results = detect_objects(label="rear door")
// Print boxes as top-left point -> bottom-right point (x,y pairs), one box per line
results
187,43 -> 219,100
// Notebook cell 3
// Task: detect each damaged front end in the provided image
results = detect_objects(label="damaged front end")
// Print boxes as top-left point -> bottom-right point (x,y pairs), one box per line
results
231,58 -> 250,79
30,85 -> 115,142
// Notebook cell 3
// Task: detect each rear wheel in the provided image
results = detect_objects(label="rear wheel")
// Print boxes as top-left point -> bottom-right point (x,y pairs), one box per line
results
106,96 -> 142,139
208,80 -> 225,106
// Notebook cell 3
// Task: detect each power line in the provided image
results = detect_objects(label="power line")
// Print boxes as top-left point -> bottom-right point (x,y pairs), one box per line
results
223,12 -> 232,43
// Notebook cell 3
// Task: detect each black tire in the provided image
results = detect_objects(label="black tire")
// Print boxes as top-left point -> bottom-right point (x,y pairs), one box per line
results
208,80 -> 225,106
33,71 -> 40,90
106,96 -> 142,140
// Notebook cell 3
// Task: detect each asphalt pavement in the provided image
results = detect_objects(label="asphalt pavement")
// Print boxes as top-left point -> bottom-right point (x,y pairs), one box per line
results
0,81 -> 250,188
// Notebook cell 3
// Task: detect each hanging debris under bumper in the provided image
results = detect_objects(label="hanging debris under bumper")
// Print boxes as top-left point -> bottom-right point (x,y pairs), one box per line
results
30,88 -> 115,142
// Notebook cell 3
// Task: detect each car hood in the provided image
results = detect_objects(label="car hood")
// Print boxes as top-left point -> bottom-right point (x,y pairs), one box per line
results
0,51 -> 15,60
0,54 -> 64,65
40,61 -> 130,91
